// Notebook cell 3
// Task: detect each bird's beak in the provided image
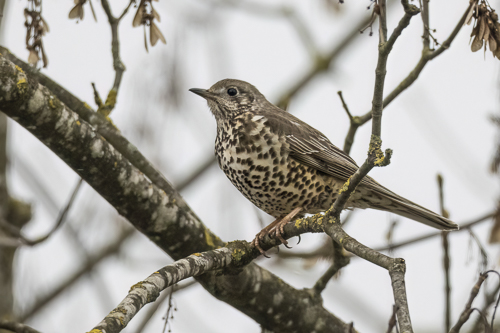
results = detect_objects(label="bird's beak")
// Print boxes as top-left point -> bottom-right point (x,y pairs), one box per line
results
189,88 -> 215,101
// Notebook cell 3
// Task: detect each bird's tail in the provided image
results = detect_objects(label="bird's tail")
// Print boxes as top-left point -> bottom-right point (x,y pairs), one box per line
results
383,198 -> 459,230
353,181 -> 459,231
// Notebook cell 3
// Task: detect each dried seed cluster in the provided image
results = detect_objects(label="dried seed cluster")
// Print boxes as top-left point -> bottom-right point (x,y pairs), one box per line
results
68,0 -> 97,22
132,0 -> 166,51
24,0 -> 49,68
466,0 -> 500,58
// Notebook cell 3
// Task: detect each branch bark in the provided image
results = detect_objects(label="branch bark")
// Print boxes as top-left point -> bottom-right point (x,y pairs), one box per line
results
91,248 -> 234,332
0,54 -> 350,333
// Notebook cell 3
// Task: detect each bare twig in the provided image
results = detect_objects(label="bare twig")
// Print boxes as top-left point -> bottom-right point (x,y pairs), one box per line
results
470,271 -> 500,333
467,227 -> 489,272
386,305 -> 399,333
312,241 -> 350,294
308,2 -> 421,332
20,227 -> 135,321
0,178 -> 83,247
450,272 -> 500,333
346,2 -> 472,150
90,247 -> 235,333
421,0 -> 430,51
276,10 -> 386,110
98,0 -> 134,116
337,91 -> 361,155
133,280 -> 196,333
161,284 -> 175,333
437,174 -> 451,332
176,155 -> 216,191
368,211 -> 493,255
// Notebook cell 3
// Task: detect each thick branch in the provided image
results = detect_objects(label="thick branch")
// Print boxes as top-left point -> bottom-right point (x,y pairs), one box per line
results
91,248 -> 234,332
0,55 -> 349,333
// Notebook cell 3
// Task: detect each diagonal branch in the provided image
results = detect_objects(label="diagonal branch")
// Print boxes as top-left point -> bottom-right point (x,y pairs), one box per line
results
342,2 -> 472,153
450,273 -> 488,333
19,227 -> 135,321
98,0 -> 133,116
0,55 -> 350,333
91,247 -> 235,332
298,2 -> 421,332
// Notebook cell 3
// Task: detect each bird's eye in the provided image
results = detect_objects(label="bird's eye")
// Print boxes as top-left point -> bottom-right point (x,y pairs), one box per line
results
227,88 -> 237,96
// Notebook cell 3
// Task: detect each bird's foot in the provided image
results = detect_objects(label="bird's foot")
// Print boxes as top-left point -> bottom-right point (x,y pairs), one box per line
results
251,231 -> 271,258
250,207 -> 304,257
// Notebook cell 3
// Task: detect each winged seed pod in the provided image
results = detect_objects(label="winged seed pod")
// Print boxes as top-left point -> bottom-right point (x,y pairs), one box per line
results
132,0 -> 166,51
68,0 -> 97,22
468,0 -> 500,59
24,0 -> 49,67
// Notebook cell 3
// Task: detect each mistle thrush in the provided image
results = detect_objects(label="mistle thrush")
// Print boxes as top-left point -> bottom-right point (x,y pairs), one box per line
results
190,79 -> 458,254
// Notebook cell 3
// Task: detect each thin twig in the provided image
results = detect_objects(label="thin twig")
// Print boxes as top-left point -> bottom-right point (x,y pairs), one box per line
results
20,227 -> 135,321
467,227 -> 489,272
99,0 -> 129,116
276,3 -> 396,109
90,247 -> 236,333
312,241 -> 350,294
161,284 -> 175,333
314,3 -> 421,332
176,155 -> 216,191
437,174 -> 451,332
337,91 -> 361,155
386,305 -> 399,333
118,0 -> 134,21
369,211 -> 493,255
0,178 -> 83,247
421,0 -> 430,51
348,2 -> 472,149
450,273 -> 489,333
133,280 -> 196,333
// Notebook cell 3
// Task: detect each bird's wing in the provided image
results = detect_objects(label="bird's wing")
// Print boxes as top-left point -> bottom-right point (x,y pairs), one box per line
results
260,106 -> 373,184
258,107 -> 458,230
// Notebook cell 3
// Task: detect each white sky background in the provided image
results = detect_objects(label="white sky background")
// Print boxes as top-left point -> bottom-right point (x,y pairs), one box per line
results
1,0 -> 500,332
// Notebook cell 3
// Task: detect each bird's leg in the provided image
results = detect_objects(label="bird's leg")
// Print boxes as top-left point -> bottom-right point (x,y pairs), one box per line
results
273,207 -> 303,247
251,216 -> 283,257
251,207 -> 303,256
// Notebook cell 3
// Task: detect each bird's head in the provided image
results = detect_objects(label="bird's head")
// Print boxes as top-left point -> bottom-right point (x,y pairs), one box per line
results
189,79 -> 266,121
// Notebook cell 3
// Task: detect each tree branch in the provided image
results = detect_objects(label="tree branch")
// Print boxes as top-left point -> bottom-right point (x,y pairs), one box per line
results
344,2 -> 471,150
450,273 -> 488,333
19,227 -> 135,321
437,174 -> 451,332
300,2 -> 421,332
98,0 -> 129,116
312,241 -> 349,294
0,178 -> 82,247
0,54 -> 350,332
91,247 -> 235,333
132,279 -> 196,333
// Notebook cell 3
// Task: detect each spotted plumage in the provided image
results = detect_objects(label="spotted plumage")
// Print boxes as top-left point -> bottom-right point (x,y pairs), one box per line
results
190,79 -> 458,253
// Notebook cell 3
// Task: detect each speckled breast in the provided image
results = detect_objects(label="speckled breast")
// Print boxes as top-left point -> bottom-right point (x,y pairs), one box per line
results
215,112 -> 340,217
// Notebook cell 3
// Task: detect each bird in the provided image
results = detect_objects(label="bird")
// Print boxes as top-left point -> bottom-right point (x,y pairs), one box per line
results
189,79 -> 459,254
